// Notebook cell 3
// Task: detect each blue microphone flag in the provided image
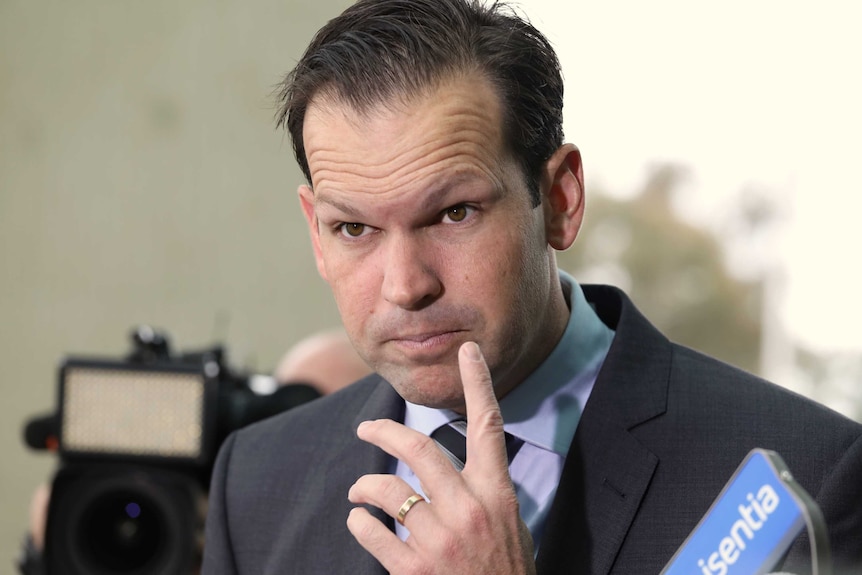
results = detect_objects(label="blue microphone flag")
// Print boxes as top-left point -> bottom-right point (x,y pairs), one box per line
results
661,449 -> 829,575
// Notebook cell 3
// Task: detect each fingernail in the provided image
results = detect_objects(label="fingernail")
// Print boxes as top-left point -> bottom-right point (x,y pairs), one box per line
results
357,421 -> 371,435
462,341 -> 481,361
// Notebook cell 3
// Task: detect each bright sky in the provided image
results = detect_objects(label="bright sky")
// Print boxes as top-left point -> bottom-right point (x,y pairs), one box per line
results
526,0 -> 862,353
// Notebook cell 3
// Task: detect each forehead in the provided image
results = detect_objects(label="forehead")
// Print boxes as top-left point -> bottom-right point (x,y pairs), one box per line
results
302,75 -> 510,196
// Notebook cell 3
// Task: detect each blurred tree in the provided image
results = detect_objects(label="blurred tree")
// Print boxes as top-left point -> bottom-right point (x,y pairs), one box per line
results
559,165 -> 763,374
796,348 -> 862,422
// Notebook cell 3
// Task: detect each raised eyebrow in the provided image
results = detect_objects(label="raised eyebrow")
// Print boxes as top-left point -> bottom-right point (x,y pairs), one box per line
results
313,193 -> 364,220
421,173 -> 488,211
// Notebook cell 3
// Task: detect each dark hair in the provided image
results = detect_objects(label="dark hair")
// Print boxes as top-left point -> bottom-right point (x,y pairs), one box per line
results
275,0 -> 563,206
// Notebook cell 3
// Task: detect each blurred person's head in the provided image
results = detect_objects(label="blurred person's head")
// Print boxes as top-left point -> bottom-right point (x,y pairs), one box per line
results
278,0 -> 584,412
274,329 -> 372,395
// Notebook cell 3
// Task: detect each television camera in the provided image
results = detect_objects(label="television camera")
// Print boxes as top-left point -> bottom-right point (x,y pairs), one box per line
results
22,326 -> 320,575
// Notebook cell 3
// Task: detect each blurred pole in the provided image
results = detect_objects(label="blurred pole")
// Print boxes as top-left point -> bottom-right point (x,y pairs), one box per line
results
759,260 -> 799,391
736,186 -> 801,393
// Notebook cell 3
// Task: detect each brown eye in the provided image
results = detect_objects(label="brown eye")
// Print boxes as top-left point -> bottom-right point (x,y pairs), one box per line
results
341,223 -> 367,237
444,205 -> 469,223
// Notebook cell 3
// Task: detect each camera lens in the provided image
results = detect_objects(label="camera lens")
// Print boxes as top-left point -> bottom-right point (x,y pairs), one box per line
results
77,490 -> 164,572
46,466 -> 199,575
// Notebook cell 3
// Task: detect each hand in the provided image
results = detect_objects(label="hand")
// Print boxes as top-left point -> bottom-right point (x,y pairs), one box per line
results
346,341 -> 536,575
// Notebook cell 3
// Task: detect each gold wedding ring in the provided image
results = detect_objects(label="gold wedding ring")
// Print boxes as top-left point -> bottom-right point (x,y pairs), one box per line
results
396,494 -> 425,525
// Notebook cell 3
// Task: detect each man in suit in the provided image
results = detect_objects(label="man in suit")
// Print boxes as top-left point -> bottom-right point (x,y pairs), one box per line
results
202,0 -> 862,573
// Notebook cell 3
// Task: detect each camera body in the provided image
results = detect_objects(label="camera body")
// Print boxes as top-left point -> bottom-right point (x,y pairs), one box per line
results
26,328 -> 320,575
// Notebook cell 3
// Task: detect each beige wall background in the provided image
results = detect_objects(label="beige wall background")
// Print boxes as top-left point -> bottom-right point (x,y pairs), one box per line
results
0,0 -> 351,564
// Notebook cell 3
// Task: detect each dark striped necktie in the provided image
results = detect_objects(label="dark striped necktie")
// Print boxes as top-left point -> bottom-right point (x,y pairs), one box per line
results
431,420 -> 523,471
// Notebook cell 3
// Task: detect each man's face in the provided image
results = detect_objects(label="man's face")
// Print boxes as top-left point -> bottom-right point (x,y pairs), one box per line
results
299,75 -> 567,411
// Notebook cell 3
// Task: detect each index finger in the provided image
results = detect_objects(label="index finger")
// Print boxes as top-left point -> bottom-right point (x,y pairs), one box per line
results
459,342 -> 509,480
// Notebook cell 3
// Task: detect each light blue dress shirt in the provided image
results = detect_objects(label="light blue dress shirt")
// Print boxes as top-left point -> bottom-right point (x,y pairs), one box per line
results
394,271 -> 615,549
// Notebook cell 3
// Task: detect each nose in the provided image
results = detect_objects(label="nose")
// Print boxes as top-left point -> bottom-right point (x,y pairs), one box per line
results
381,234 -> 442,310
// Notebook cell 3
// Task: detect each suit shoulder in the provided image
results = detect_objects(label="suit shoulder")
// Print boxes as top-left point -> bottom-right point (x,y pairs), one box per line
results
668,342 -> 862,441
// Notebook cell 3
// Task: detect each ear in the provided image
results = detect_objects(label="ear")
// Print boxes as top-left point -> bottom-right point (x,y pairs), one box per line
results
298,184 -> 329,282
542,144 -> 585,251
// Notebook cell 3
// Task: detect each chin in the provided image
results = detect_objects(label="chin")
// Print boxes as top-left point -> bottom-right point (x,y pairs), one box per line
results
386,369 -> 465,410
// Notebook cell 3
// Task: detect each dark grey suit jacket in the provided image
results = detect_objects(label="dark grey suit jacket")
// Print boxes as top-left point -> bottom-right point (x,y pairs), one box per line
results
202,285 -> 862,574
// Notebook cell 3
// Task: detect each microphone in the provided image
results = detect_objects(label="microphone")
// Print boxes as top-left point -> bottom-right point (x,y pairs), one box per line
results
661,449 -> 831,575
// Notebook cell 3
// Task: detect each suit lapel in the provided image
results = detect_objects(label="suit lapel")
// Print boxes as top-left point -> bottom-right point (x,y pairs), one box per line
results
536,285 -> 670,575
351,377 -> 406,533
321,378 -> 404,575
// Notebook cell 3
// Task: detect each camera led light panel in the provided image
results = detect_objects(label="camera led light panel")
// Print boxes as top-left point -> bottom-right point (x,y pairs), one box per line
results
61,366 -> 206,459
